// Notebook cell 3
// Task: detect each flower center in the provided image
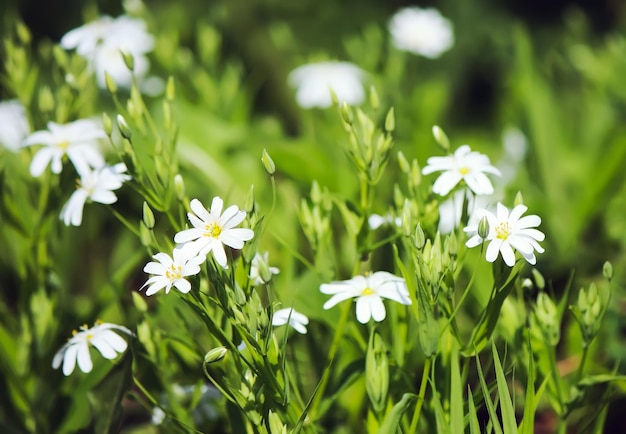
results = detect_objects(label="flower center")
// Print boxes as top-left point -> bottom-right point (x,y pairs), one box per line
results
165,264 -> 182,280
361,287 -> 375,296
203,221 -> 222,238
58,140 -> 70,150
459,166 -> 470,175
495,221 -> 511,240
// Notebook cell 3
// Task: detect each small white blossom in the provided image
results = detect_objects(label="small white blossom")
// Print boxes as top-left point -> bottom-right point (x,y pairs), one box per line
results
52,321 -> 132,376
389,7 -> 454,58
249,252 -> 280,285
288,61 -> 365,109
368,213 -> 401,230
0,100 -> 30,152
22,119 -> 106,177
422,145 -> 501,196
174,197 -> 254,268
141,247 -> 205,296
272,308 -> 309,334
321,271 -> 411,324
464,203 -> 545,267
60,163 -> 130,226
61,15 -> 155,90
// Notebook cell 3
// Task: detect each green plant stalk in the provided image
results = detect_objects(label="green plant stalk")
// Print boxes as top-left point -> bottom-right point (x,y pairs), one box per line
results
408,356 -> 433,433
577,345 -> 589,382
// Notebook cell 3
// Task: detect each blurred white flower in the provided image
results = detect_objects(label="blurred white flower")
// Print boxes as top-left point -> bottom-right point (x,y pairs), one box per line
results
321,271 -> 411,324
174,197 -> 254,268
288,61 -> 365,109
22,119 -> 105,177
0,100 -> 29,152
249,252 -> 280,285
497,127 -> 528,185
272,308 -> 309,334
52,321 -> 132,376
464,203 -> 545,267
61,15 -> 155,89
389,7 -> 454,58
422,145 -> 501,196
437,189 -> 492,234
368,213 -> 401,230
60,163 -> 130,226
141,247 -> 205,296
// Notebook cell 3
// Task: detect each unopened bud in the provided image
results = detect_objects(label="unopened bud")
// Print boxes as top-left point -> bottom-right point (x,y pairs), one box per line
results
531,268 -> 545,290
174,174 -> 186,200
446,232 -> 458,256
121,50 -> 135,71
401,200 -> 412,237
16,21 -> 31,44
102,112 -> 113,136
340,101 -> 353,125
105,72 -> 118,94
603,261 -> 613,281
165,76 -> 176,101
414,223 -> 426,249
365,332 -> 389,414
514,191 -> 524,207
478,216 -> 490,239
384,107 -> 395,132
311,180 -> 322,205
142,201 -> 155,229
261,148 -> 275,175
535,292 -> 560,345
117,114 -> 132,139
204,347 -> 227,364
38,86 -> 54,112
397,151 -> 410,173
432,125 -> 450,152
369,86 -> 380,110
244,185 -> 255,213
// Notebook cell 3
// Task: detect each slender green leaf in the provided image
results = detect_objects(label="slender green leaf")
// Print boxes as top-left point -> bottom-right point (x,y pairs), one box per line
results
476,350 -> 503,434
492,342 -> 517,433
377,393 -> 417,434
450,345 -> 463,434
467,385 -> 482,434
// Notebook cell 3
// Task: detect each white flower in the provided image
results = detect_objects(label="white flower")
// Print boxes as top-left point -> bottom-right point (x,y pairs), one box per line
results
61,15 -> 154,89
0,100 -> 30,152
422,145 -> 501,196
437,189 -> 492,234
22,119 -> 106,177
52,321 -> 132,376
272,308 -> 309,334
141,247 -> 205,296
368,213 -> 401,230
464,203 -> 545,267
60,163 -> 130,226
288,61 -> 365,109
321,271 -> 411,324
174,197 -> 254,268
389,7 -> 454,58
249,252 -> 280,285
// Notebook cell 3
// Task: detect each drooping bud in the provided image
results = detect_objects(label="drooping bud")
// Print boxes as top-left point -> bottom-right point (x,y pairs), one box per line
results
261,148 -> 276,175
121,50 -> 135,71
432,125 -> 450,152
117,114 -> 132,140
204,347 -> 228,364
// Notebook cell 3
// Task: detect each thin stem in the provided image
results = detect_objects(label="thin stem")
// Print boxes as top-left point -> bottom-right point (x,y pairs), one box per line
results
108,205 -> 140,237
577,345 -> 589,382
409,356 -> 433,433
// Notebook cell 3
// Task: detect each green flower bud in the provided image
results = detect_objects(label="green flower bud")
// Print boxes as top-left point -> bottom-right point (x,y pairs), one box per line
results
478,216 -> 490,239
531,268 -> 545,290
410,159 -> 421,187
244,184 -> 255,213
117,114 -> 132,139
204,346 -> 228,364
603,261 -> 613,281
102,112 -> 113,136
401,199 -> 412,237
139,222 -> 152,246
131,291 -> 148,313
174,174 -> 186,200
340,102 -> 353,125
446,232 -> 458,256
369,86 -> 380,109
414,223 -> 426,249
535,292 -> 560,346
514,191 -> 524,207
432,125 -> 450,152
397,151 -> 410,173
365,332 -> 389,414
166,76 -> 176,101
384,106 -> 395,132
311,180 -> 322,205
268,411 -> 287,434
121,50 -> 135,71
16,21 -> 31,44
38,86 -> 54,112
105,72 -> 118,94
261,148 -> 276,175
142,201 -> 155,229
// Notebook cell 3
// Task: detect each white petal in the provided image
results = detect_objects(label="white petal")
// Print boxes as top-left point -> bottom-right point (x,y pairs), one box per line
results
485,239 -> 502,263
432,172 -> 462,196
173,279 -> 191,293
499,242 -> 517,267
210,196 -> 224,218
29,147 -> 55,177
76,342 -> 93,373
190,198 -> 211,222
211,243 -> 228,268
61,190 -> 89,226
174,228 -> 202,243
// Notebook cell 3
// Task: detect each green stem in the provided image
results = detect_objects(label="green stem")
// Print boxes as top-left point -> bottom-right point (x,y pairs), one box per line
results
577,345 -> 589,382
108,205 -> 141,237
409,356 -> 433,433
545,339 -> 565,416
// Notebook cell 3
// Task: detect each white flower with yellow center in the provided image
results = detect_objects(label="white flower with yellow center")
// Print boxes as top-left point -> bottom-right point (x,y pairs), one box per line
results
61,163 -> 130,226
272,308 -> 309,334
464,203 -> 545,267
321,271 -> 411,324
0,99 -> 30,152
22,119 -> 106,177
288,61 -> 366,109
422,144 -> 501,196
52,321 -> 132,376
174,197 -> 254,268
141,247 -> 205,296
389,7 -> 454,58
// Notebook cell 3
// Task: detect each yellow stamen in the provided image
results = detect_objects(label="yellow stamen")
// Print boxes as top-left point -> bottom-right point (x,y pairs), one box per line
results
204,222 -> 222,238
495,221 -> 511,240
459,167 -> 470,175
361,287 -> 375,296
58,140 -> 70,150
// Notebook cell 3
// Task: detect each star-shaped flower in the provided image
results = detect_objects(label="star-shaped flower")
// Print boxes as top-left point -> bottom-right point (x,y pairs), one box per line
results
271,308 -> 309,334
22,119 -> 106,177
174,197 -> 254,268
141,247 -> 205,296
320,271 -> 411,324
422,144 -> 501,196
60,163 -> 130,226
52,321 -> 133,376
464,203 -> 545,267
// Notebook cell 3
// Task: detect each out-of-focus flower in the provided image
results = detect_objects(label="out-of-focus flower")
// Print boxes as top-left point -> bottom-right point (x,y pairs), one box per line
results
321,271 -> 411,324
22,119 -> 105,176
368,213 -> 401,230
271,308 -> 309,334
141,247 -> 205,296
52,321 -> 132,376
422,145 -> 501,196
288,61 -> 365,109
389,7 -> 454,58
249,252 -> 280,285
60,163 -> 130,226
0,100 -> 29,152
174,197 -> 254,268
464,203 -> 545,267
61,15 -> 155,89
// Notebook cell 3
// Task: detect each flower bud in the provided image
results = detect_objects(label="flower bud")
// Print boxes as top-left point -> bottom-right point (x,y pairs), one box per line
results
165,76 -> 176,101
414,223 -> 426,249
340,101 -> 353,125
365,332 -> 389,414
369,86 -> 380,110
261,148 -> 276,175
117,114 -> 132,139
268,411 -> 287,434
102,112 -> 113,136
603,261 -> 613,281
311,180 -> 322,205
535,292 -> 560,346
397,151 -> 410,173
105,72 -> 118,94
16,21 -> 31,44
514,191 -> 524,207
385,107 -> 395,133
401,199 -> 412,238
478,216 -> 490,239
142,201 -> 155,229
243,184 -> 255,213
121,50 -> 135,71
432,125 -> 450,152
131,291 -> 148,313
204,346 -> 227,364
531,268 -> 545,290
174,174 -> 186,200
38,86 -> 54,112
